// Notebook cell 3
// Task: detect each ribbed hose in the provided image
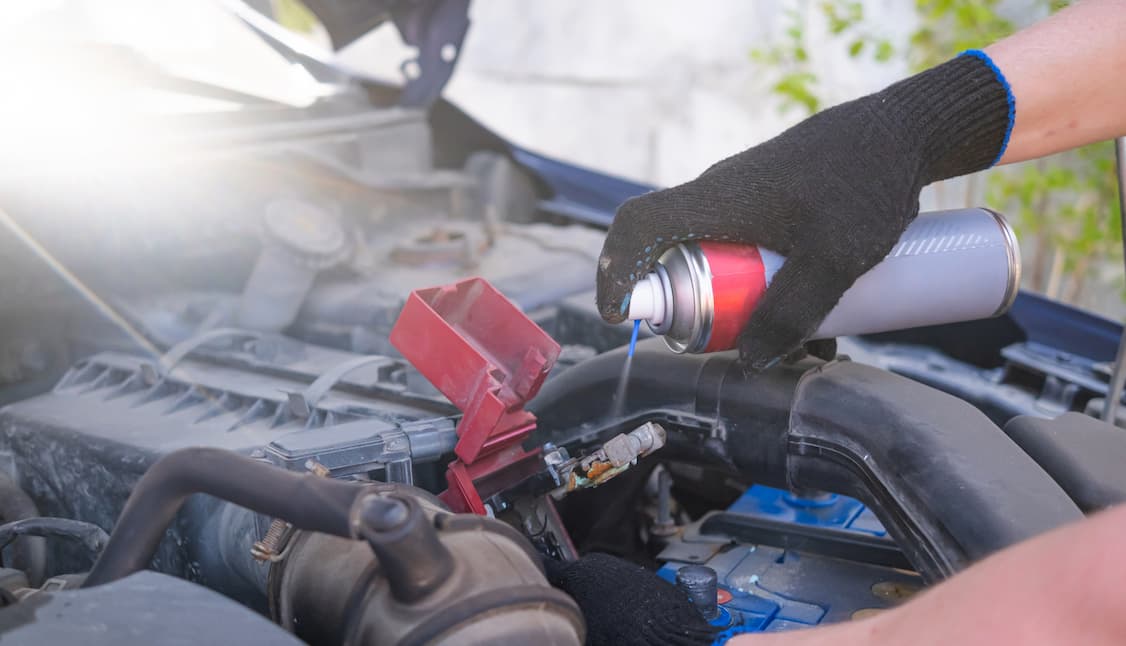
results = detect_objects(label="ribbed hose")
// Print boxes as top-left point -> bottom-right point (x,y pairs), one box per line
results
0,472 -> 46,587
84,448 -> 372,588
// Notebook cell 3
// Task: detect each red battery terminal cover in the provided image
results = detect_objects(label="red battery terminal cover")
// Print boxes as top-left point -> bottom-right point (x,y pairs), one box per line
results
389,277 -> 562,513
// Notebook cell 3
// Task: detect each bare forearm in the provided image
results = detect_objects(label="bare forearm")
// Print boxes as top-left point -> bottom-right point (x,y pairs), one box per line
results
988,0 -> 1126,164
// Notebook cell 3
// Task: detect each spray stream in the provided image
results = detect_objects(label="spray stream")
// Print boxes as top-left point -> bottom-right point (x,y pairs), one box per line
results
628,319 -> 640,357
611,321 -> 642,420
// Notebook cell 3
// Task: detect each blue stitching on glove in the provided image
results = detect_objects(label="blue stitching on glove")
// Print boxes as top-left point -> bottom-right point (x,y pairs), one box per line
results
960,49 -> 1015,166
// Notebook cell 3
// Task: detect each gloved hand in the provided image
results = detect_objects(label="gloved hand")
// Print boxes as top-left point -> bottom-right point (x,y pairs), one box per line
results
597,51 -> 1013,370
544,553 -> 720,646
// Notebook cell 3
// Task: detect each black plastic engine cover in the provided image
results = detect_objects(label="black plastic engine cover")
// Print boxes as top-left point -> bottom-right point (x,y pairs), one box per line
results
0,571 -> 301,645
0,348 -> 458,608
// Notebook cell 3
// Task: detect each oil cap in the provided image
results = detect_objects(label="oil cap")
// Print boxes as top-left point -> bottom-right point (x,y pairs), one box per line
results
261,198 -> 350,269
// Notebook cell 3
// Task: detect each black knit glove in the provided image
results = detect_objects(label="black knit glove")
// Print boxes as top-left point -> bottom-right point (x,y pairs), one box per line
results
597,52 -> 1013,370
545,553 -> 720,646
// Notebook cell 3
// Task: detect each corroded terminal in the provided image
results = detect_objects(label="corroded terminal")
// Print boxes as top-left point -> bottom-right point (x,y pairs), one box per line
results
549,422 -> 668,497
600,421 -> 666,468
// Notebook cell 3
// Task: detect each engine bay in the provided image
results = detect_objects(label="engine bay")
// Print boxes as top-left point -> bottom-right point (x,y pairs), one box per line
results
0,40 -> 1121,643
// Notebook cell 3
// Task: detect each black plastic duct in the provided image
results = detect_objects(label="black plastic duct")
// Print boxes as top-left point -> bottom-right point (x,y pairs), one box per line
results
529,339 -> 1083,581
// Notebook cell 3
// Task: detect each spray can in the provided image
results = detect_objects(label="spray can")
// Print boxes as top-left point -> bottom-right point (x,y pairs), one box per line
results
627,208 -> 1021,353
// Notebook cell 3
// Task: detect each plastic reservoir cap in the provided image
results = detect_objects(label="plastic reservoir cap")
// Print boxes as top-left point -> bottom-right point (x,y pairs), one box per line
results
628,272 -> 667,325
262,198 -> 350,269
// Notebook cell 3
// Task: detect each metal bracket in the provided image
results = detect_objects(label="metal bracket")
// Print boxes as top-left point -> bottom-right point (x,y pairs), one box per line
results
272,0 -> 470,108
392,0 -> 471,108
141,328 -> 265,383
287,354 -> 398,417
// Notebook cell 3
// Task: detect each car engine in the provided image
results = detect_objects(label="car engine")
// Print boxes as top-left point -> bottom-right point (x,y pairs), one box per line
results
0,11 -> 1121,645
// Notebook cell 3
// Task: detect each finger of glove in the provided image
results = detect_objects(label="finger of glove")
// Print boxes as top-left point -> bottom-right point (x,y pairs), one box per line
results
738,252 -> 855,371
597,189 -> 706,324
781,339 -> 838,365
596,181 -> 788,324
544,554 -> 718,646
805,338 -> 838,362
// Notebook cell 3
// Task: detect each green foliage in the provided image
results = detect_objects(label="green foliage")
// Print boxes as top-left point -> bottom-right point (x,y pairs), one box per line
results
773,72 -> 820,114
750,2 -> 894,116
909,0 -> 1015,70
750,0 -> 1124,307
822,0 -> 863,34
1006,142 -> 1124,300
273,0 -> 320,34
750,9 -> 821,114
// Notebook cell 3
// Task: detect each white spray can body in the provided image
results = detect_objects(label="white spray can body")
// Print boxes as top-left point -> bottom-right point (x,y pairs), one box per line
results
627,208 -> 1021,353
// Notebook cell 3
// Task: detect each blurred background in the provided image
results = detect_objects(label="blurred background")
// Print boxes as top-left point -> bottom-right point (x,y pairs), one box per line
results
4,0 -> 1123,319
339,0 -> 1126,321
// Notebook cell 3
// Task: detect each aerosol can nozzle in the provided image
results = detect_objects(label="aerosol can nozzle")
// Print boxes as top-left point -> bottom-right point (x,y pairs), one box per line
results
627,272 -> 667,325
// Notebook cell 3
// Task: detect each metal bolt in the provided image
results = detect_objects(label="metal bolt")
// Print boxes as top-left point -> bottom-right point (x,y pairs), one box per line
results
657,469 -> 672,523
652,467 -> 677,538
543,447 -> 568,468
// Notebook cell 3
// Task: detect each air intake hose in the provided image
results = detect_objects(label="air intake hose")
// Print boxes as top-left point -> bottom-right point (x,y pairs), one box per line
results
529,338 -> 1083,580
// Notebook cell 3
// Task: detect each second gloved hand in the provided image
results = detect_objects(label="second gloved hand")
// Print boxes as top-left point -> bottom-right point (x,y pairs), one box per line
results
596,52 -> 1013,370
545,553 -> 720,646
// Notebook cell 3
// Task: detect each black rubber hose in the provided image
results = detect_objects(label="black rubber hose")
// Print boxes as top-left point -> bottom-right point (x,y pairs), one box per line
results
0,472 -> 46,587
529,338 -> 805,487
530,338 -> 1083,581
0,518 -> 109,558
84,447 -> 371,588
787,360 -> 1082,579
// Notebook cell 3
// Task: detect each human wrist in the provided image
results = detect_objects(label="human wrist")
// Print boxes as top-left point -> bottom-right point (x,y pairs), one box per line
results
873,51 -> 1014,184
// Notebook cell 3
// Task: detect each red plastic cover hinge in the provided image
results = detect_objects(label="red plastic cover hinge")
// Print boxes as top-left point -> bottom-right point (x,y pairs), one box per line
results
389,278 -> 561,464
